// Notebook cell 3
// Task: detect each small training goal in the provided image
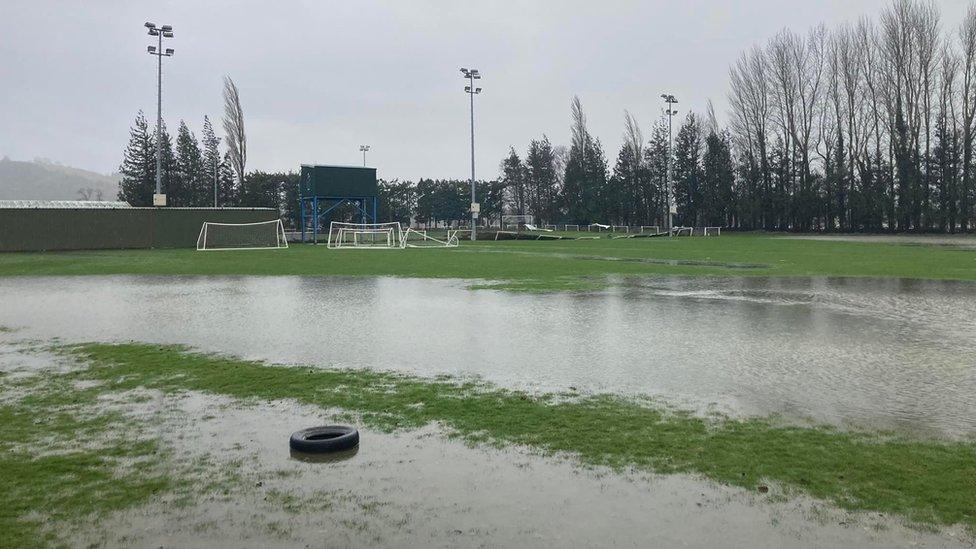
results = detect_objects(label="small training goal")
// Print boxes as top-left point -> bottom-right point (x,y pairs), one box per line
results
196,219 -> 288,251
328,221 -> 403,249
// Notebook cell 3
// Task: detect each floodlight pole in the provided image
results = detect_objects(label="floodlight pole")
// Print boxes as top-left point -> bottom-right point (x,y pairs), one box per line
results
461,68 -> 482,241
145,22 -> 174,206
359,144 -> 370,167
662,94 -> 678,236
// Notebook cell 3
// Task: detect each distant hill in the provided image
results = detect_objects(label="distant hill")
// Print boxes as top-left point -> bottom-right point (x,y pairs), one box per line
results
0,157 -> 120,201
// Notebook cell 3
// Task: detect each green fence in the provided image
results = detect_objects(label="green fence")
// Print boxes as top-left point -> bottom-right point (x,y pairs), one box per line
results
0,208 -> 278,252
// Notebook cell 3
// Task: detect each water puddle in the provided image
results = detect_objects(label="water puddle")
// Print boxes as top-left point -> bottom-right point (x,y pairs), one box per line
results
1,275 -> 974,438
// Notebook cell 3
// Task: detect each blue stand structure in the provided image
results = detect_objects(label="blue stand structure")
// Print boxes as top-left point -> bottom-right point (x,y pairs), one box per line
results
298,165 -> 379,244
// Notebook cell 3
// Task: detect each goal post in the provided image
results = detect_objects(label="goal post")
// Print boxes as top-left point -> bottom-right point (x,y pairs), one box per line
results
704,226 -> 723,236
401,228 -> 459,248
196,219 -> 288,251
327,221 -> 403,249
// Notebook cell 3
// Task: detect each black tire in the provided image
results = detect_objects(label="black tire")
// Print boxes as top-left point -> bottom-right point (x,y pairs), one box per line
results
289,425 -> 359,454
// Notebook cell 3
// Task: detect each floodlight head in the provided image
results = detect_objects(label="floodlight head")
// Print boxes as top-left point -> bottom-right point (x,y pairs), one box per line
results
165,48 -> 174,55
460,67 -> 468,73
147,45 -> 157,53
160,25 -> 172,32
162,31 -> 173,38
148,28 -> 159,36
465,86 -> 471,92
145,22 -> 156,29
475,87 -> 482,93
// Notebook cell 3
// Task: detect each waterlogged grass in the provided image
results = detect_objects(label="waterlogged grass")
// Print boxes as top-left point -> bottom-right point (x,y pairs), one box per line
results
0,233 -> 974,290
0,372 -> 173,548
66,342 -> 976,530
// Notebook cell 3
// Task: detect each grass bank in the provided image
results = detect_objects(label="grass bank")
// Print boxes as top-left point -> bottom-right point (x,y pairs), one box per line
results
0,233 -> 973,290
54,342 -> 974,531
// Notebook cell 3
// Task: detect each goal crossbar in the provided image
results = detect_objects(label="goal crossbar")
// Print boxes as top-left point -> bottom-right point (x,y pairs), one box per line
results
196,219 -> 288,251
327,221 -> 403,249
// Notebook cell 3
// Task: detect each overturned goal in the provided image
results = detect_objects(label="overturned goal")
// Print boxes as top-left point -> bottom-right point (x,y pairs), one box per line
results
401,228 -> 460,248
196,219 -> 288,251
328,222 -> 403,249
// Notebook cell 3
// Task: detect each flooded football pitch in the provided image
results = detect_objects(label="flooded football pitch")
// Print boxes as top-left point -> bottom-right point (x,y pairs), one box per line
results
1,274 -> 974,438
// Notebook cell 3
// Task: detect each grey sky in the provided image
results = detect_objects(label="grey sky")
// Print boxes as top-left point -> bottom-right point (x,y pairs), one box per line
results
1,1 -> 972,181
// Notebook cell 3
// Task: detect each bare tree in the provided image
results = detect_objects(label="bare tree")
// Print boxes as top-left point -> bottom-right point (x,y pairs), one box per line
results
960,6 -> 976,230
222,76 -> 247,186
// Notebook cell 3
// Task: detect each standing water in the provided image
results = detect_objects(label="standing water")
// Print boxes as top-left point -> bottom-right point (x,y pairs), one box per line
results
1,275 -> 974,437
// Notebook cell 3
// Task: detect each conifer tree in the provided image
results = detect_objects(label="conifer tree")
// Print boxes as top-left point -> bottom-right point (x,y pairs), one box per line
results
174,121 -> 205,206
201,116 -> 222,207
118,111 -> 156,206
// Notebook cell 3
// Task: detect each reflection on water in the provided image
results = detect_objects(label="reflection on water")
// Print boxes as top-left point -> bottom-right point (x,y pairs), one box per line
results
1,275 -> 974,437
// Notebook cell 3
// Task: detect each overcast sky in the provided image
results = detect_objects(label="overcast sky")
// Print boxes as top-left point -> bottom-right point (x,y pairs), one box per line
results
1,1 -> 972,181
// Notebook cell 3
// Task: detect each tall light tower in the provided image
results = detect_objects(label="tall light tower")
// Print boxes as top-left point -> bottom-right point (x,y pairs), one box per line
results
661,94 -> 678,235
145,22 -> 174,207
460,68 -> 481,241
359,145 -> 370,167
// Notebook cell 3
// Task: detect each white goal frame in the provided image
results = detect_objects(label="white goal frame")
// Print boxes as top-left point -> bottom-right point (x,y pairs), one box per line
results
640,225 -> 661,234
611,225 -> 629,233
672,226 -> 693,237
564,224 -> 580,231
196,219 -> 288,251
327,221 -> 403,249
401,228 -> 459,248
704,226 -> 722,236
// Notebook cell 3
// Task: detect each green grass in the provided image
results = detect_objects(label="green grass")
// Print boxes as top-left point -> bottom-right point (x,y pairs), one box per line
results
0,233 -> 974,290
59,342 -> 976,531
0,372 -> 174,548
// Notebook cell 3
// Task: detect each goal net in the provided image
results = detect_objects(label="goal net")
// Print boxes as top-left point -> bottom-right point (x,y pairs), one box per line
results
401,228 -> 459,248
501,214 -> 533,230
196,219 -> 288,251
327,221 -> 403,249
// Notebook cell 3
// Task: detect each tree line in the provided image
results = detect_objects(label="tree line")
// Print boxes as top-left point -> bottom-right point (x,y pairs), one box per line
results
118,77 -> 261,209
120,0 -> 976,234
498,0 -> 976,233
728,0 -> 976,232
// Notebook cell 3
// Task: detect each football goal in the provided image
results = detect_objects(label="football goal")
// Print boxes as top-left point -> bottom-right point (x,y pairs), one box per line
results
196,219 -> 288,251
672,226 -> 693,236
704,226 -> 722,236
401,228 -> 459,248
611,225 -> 629,233
502,214 -> 534,230
328,221 -> 403,249
564,224 -> 580,231
640,225 -> 661,234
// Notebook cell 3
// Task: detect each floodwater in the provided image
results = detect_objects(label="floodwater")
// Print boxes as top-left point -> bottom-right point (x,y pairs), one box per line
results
74,387 -> 973,548
1,275 -> 975,437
